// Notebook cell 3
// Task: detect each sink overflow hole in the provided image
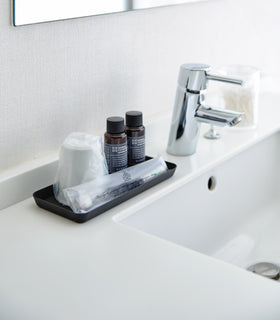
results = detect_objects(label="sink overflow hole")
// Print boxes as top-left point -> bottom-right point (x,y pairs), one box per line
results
208,176 -> 217,191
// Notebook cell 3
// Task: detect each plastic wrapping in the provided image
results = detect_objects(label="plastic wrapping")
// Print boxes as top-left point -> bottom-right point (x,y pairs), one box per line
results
53,132 -> 108,205
63,156 -> 168,213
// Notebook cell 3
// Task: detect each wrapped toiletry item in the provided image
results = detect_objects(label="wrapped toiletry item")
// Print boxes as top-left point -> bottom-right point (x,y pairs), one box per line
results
53,132 -> 108,205
63,156 -> 168,213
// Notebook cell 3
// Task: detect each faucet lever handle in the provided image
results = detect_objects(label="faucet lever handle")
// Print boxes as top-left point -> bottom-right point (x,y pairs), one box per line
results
206,73 -> 244,86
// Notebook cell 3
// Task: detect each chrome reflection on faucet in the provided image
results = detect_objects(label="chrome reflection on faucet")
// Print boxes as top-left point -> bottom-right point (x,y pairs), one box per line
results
166,63 -> 244,156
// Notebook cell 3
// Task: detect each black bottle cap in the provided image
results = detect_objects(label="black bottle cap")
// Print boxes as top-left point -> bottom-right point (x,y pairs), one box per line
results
125,111 -> 143,127
106,116 -> 125,134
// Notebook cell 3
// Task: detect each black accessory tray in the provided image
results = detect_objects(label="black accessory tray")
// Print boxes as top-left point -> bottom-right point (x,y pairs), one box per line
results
33,157 -> 176,223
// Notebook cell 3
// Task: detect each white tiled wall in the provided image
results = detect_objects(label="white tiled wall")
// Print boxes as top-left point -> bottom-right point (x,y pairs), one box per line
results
1,0 -> 280,171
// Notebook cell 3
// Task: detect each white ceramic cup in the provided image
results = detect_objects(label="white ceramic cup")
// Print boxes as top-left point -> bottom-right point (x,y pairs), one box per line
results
53,132 -> 108,205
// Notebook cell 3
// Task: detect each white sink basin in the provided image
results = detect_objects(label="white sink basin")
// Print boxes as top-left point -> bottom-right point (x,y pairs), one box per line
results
117,131 -> 280,270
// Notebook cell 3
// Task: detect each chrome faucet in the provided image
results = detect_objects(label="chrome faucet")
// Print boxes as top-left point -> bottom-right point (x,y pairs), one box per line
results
166,63 -> 244,156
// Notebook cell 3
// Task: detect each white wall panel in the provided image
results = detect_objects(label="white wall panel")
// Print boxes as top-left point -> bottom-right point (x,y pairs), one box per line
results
0,0 -> 280,172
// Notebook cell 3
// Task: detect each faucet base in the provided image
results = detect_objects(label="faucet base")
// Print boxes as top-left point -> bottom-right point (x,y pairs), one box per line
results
166,148 -> 196,157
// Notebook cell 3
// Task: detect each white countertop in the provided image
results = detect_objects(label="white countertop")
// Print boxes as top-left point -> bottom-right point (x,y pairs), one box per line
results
1,93 -> 280,320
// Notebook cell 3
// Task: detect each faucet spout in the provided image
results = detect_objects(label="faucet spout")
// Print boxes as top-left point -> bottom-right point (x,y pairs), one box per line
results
166,63 -> 244,156
195,105 -> 243,127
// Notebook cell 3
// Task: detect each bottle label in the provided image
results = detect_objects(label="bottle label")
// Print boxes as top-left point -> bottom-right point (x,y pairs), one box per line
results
127,136 -> 145,165
105,142 -> 128,173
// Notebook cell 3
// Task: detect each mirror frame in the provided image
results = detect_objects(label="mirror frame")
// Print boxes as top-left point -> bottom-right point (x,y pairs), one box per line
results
13,0 -> 205,26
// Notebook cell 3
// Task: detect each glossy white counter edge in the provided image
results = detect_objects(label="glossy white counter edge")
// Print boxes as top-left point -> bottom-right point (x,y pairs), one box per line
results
1,93 -> 280,319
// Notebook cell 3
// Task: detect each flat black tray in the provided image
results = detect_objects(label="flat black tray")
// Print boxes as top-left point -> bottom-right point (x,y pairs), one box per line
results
33,157 -> 176,223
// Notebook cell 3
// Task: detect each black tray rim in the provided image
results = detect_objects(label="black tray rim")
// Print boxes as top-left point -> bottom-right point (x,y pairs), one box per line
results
33,157 -> 177,223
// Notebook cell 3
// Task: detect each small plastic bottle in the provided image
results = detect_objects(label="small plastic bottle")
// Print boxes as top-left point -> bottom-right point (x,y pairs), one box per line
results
125,111 -> 145,166
104,117 -> 128,174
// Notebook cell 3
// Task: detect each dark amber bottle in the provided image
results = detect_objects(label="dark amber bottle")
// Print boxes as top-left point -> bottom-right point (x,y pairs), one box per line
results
104,117 -> 127,174
125,111 -> 145,166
